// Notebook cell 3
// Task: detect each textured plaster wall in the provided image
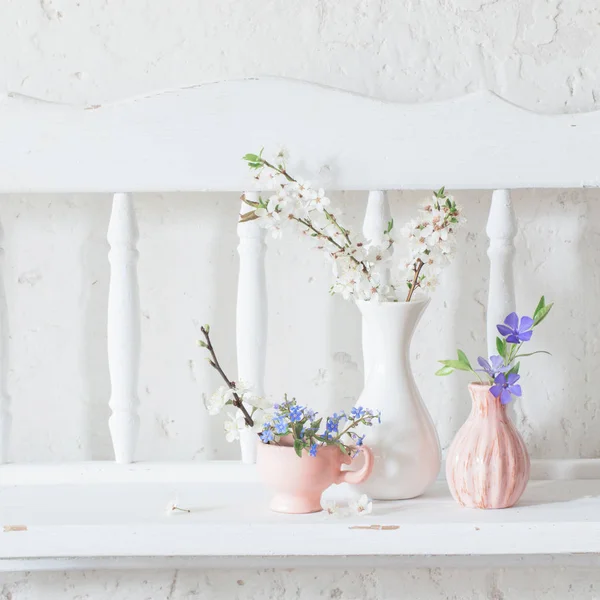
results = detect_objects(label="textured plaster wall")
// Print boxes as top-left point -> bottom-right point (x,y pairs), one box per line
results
2,0 -> 600,598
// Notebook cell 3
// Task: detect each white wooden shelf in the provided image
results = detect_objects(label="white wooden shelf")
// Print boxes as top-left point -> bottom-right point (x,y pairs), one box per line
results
1,462 -> 600,571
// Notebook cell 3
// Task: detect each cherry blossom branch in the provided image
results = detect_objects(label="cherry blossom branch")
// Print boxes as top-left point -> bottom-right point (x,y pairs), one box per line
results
292,215 -> 370,275
406,258 -> 425,302
242,150 -> 465,303
255,157 -> 355,249
199,326 -> 254,428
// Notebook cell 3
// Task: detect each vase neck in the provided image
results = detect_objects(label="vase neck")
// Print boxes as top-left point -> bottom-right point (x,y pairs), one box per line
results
469,384 -> 507,420
359,299 -> 429,357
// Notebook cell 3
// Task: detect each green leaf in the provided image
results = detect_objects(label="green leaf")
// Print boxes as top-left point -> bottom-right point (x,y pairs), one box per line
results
496,337 -> 507,359
293,439 -> 303,458
293,422 -> 303,440
334,441 -> 347,454
533,296 -> 545,318
435,365 -> 454,376
242,153 -> 261,162
457,350 -> 473,371
508,361 -> 520,376
385,219 -> 394,235
533,303 -> 553,327
438,359 -> 469,370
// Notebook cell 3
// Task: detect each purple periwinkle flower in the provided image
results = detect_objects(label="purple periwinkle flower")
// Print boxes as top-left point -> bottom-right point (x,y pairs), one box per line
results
309,443 -> 318,457
497,312 -> 534,344
489,372 -> 522,405
477,355 -> 509,378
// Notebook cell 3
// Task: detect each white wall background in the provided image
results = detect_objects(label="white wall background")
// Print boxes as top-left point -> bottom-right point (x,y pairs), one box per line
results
2,0 -> 600,597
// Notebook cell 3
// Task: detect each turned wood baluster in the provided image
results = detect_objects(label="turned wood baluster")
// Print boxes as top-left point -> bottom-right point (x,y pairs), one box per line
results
362,190 -> 392,380
0,219 -> 10,463
107,193 -> 141,464
486,189 -> 517,357
236,192 -> 267,463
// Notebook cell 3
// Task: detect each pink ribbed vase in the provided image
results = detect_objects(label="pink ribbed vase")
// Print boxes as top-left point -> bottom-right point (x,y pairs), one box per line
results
446,383 -> 530,509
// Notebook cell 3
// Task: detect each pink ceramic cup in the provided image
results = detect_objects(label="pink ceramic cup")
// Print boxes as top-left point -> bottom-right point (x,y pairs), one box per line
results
256,442 -> 374,514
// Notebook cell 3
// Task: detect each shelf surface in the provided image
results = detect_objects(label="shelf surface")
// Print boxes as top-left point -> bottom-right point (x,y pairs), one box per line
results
1,465 -> 600,570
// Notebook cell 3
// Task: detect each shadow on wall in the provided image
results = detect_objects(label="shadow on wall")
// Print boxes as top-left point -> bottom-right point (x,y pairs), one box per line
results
80,194 -> 111,460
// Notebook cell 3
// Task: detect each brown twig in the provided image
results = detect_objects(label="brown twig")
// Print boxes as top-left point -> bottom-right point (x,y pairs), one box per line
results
199,326 -> 254,428
405,258 -> 425,302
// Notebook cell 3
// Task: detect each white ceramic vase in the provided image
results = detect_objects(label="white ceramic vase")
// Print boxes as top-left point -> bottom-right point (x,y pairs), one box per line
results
354,297 -> 441,500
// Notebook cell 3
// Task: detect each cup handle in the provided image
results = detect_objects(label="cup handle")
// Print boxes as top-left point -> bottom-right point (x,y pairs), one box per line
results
339,445 -> 374,485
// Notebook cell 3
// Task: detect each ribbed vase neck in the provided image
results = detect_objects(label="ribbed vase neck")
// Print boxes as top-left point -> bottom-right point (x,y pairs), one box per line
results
468,384 -> 508,422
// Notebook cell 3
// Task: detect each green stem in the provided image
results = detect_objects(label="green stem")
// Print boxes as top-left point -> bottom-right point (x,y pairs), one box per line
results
507,342 -> 523,365
470,368 -> 484,384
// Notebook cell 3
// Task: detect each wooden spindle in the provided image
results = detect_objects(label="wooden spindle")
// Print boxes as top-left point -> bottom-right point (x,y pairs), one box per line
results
486,189 -> 517,357
236,192 -> 267,464
0,219 -> 10,463
107,193 -> 141,464
362,191 -> 392,380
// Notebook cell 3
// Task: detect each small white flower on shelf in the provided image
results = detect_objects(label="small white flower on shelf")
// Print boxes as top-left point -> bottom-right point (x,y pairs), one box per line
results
321,499 -> 341,516
349,494 -> 373,516
166,499 -> 190,516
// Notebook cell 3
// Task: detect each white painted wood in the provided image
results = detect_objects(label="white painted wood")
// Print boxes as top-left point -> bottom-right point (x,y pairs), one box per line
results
486,189 -> 517,357
1,80 -> 600,192
236,193 -> 267,464
5,554 -> 600,573
362,191 -> 392,379
2,479 -> 600,569
107,193 -> 141,464
0,220 -> 9,464
362,191 -> 391,284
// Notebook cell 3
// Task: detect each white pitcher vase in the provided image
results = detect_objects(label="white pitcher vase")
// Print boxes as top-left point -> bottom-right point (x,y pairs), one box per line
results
354,297 -> 440,500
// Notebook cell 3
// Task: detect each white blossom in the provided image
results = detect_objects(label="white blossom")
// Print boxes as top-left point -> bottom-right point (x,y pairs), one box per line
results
349,494 -> 373,516
322,499 -> 342,516
244,150 -> 465,302
274,145 -> 289,164
246,394 -> 272,411
207,386 -> 235,415
224,411 -> 248,442
309,188 -> 331,212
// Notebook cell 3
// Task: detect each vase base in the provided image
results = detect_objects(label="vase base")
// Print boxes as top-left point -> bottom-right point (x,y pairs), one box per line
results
359,482 -> 431,501
457,500 -> 516,510
370,492 -> 425,501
